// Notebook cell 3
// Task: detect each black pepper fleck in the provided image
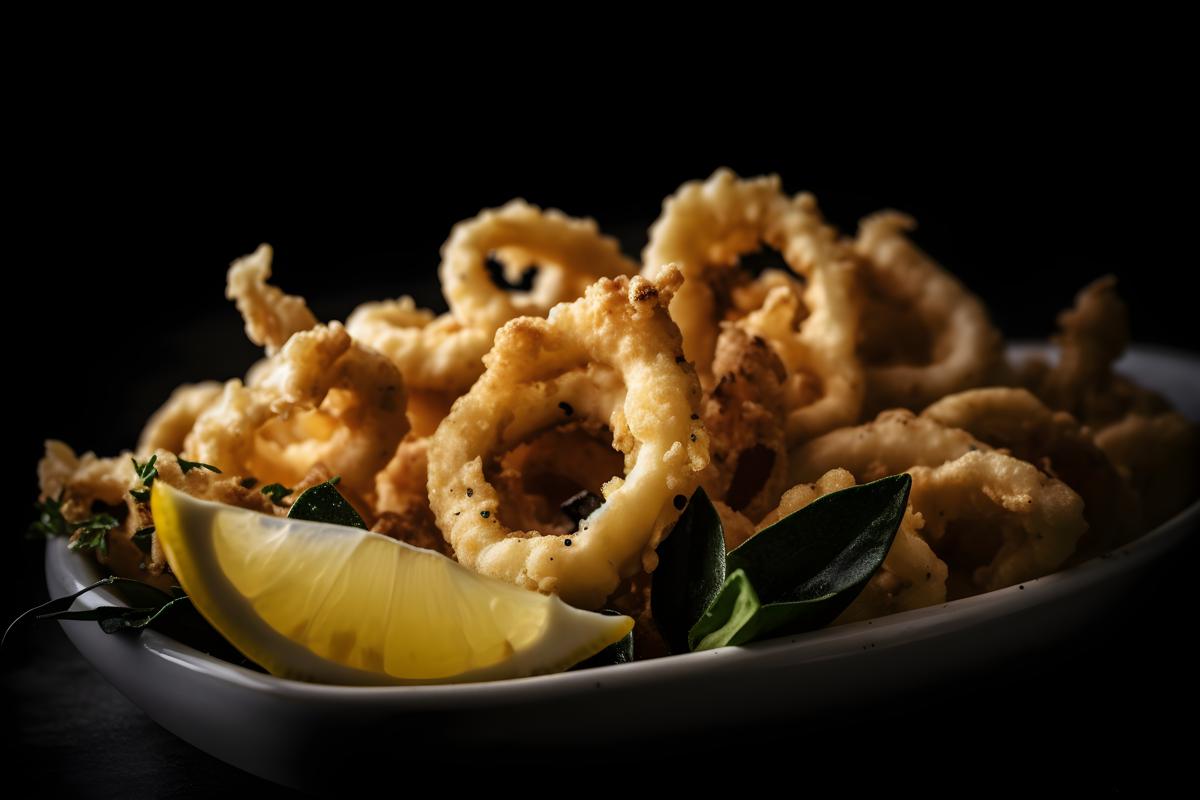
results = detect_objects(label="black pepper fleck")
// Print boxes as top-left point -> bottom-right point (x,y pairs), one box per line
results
558,401 -> 574,416
690,433 -> 697,442
480,510 -> 490,518
564,538 -> 572,546
466,487 -> 474,497
673,494 -> 687,510
690,414 -> 699,420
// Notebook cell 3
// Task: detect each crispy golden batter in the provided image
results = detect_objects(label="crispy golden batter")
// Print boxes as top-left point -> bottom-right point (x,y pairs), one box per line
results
225,244 -> 318,355
184,322 -> 409,500
644,169 -> 865,444
1022,277 -> 1198,528
790,408 -> 986,485
699,325 -> 790,523
923,387 -> 1140,557
908,451 -> 1087,597
137,382 -> 223,455
853,212 -> 1007,415
427,267 -> 709,609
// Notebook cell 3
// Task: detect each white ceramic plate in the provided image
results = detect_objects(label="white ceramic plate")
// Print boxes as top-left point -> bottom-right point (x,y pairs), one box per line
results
45,344 -> 1200,790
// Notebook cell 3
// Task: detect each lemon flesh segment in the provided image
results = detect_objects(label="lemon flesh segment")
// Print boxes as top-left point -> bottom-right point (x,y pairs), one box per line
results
150,482 -> 633,685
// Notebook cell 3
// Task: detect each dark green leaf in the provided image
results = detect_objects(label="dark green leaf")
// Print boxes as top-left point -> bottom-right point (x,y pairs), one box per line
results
129,488 -> 150,502
260,483 -> 292,504
239,476 -> 259,489
569,610 -> 634,669
287,480 -> 366,529
3,577 -> 122,650
650,488 -> 726,654
177,457 -> 222,475
132,526 -> 155,555
67,514 -> 120,557
727,474 -> 912,604
688,474 -> 912,651
131,454 -> 158,486
26,492 -> 70,539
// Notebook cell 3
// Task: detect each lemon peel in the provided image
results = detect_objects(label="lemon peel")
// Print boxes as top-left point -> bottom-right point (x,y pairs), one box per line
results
151,481 -> 632,685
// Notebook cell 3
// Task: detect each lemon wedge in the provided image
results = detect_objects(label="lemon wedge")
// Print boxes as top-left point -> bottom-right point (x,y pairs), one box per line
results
150,481 -> 632,685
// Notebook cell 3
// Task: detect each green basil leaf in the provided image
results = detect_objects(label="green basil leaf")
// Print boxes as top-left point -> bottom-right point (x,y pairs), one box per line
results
689,473 -> 912,651
650,488 -> 726,654
177,457 -> 221,475
132,527 -> 155,555
260,483 -> 292,504
287,479 -> 366,529
688,569 -> 842,650
727,474 -> 912,604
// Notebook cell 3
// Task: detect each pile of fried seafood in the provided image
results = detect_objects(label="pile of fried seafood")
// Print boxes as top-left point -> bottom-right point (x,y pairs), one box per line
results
38,170 -> 1199,659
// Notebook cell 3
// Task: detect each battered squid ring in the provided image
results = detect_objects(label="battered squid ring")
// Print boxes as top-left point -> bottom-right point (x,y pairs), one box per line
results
137,381 -> 223,455
789,408 -> 987,485
908,450 -> 1087,597
644,170 -> 864,442
922,387 -> 1141,555
427,268 -> 709,610
642,168 -> 787,377
183,322 -> 409,499
853,211 -> 1007,415
345,297 -> 495,396
440,199 -> 639,330
735,192 -> 864,443
225,243 -> 318,355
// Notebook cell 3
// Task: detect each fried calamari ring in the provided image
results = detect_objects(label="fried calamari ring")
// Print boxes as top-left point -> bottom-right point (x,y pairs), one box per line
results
908,450 -> 1087,597
699,325 -> 790,523
440,199 -> 638,329
642,169 -> 787,375
226,244 -> 318,355
789,408 -> 986,485
853,212 -> 1007,415
644,170 -> 864,442
1020,277 -> 1198,527
183,322 -> 409,499
427,268 -> 709,609
137,382 -> 223,455
922,387 -> 1141,555
734,192 -> 864,442
1021,276 -> 1169,428
345,297 -> 494,395
489,425 -> 627,535
1095,412 -> 1199,530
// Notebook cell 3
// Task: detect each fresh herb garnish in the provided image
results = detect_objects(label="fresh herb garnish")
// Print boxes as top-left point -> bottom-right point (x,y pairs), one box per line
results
260,483 -> 293,504
287,478 -> 366,529
177,456 -> 221,475
3,576 -> 263,671
130,455 -> 158,501
27,492 -> 70,539
653,474 -> 912,653
66,514 -> 120,557
28,492 -> 122,555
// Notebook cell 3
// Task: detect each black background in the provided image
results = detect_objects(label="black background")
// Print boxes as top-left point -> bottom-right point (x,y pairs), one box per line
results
5,78 -> 1197,793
